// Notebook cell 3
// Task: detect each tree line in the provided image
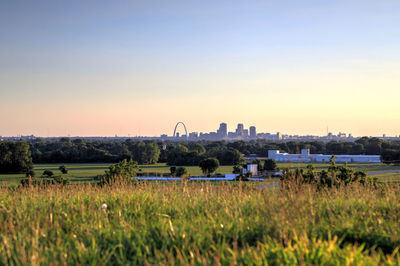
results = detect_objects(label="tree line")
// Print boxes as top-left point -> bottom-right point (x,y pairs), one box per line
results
0,141 -> 33,174
30,139 -> 160,164
29,137 -> 400,164
1,137 -> 400,174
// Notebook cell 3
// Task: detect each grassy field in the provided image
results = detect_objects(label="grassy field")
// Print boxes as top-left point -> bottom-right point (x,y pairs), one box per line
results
1,182 -> 400,264
0,162 -> 399,185
0,164 -> 236,185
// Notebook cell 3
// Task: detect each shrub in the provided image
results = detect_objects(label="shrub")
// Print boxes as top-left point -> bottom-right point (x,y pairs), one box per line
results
59,165 -> 68,174
264,159 -> 277,171
20,176 -> 68,187
232,165 -> 243,174
25,169 -> 35,177
42,170 -> 54,178
175,167 -> 188,177
100,159 -> 138,185
199,157 -> 220,176
170,166 -> 177,176
280,156 -> 374,188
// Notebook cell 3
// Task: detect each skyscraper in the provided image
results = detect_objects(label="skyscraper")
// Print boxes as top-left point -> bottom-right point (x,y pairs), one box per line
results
217,123 -> 227,138
236,123 -> 244,137
250,126 -> 256,138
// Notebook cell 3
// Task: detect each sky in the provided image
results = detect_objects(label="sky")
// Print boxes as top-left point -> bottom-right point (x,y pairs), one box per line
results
0,0 -> 399,137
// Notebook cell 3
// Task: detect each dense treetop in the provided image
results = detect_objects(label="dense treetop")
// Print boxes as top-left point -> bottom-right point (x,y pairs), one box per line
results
0,137 -> 399,174
0,141 -> 33,174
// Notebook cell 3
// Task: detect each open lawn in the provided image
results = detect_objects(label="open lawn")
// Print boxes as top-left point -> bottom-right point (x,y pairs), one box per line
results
0,164 -> 236,185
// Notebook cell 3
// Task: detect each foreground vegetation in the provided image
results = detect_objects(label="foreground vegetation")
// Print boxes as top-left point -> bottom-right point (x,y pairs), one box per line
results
1,182 -> 400,264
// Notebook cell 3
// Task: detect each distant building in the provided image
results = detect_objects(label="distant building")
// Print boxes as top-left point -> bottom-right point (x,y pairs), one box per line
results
247,164 -> 258,175
268,149 -> 381,163
243,164 -> 258,176
189,132 -> 198,139
236,123 -> 245,137
217,123 -> 227,138
209,132 -> 217,139
155,121 -> 367,142
249,126 -> 256,138
228,132 -> 236,138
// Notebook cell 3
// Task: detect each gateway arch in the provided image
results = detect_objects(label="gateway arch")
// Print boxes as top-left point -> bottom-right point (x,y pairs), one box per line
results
173,122 -> 188,138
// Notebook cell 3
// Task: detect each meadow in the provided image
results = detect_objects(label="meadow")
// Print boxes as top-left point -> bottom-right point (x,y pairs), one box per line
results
0,164 -> 236,185
1,182 -> 400,264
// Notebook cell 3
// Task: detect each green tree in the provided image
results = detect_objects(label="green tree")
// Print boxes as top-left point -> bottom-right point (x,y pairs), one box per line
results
143,142 -> 161,164
188,143 -> 206,155
0,141 -> 33,174
170,166 -> 177,176
59,165 -> 68,174
221,148 -> 245,165
199,158 -> 220,176
166,144 -> 199,166
328,155 -> 338,172
264,159 -> 277,171
42,170 -> 54,178
175,167 -> 188,177
25,169 -> 36,177
232,165 -> 243,174
381,149 -> 400,165
302,164 -> 317,183
101,159 -> 139,184
365,138 -> 382,155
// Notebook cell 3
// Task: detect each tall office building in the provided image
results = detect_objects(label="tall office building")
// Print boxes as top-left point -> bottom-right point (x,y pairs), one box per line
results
217,123 -> 227,138
189,132 -> 199,139
236,123 -> 244,137
249,126 -> 256,138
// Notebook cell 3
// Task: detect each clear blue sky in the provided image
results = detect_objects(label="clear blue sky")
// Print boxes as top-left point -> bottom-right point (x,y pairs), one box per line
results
1,0 -> 399,137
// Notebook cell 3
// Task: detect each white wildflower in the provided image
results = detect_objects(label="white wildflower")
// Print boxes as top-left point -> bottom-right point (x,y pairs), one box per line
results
101,203 -> 107,210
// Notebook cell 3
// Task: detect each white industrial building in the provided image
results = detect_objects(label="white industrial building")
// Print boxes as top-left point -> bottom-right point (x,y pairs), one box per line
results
243,164 -> 258,175
268,149 -> 381,163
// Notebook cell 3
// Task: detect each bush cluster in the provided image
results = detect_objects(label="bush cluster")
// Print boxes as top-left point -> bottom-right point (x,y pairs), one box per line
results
281,156 -> 376,188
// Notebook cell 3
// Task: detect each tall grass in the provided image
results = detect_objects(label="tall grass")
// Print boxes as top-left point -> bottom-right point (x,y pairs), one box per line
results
0,181 -> 400,264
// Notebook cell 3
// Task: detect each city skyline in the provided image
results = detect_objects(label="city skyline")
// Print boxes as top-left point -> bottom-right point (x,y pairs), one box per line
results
1,1 -> 400,137
168,122 -> 357,141
2,121 -> 398,140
